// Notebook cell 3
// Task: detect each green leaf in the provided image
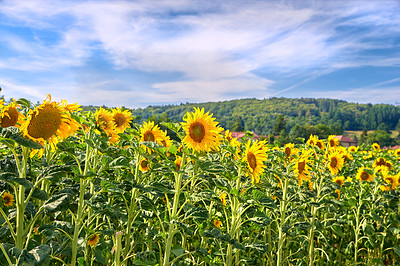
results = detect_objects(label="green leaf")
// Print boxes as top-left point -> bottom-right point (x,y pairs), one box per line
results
28,245 -> 51,264
393,246 -> 400,258
38,165 -> 72,183
0,127 -> 43,149
185,206 -> 208,222
93,248 -> 107,265
30,188 -> 48,201
0,172 -> 33,189
246,244 -> 269,254
0,225 -> 10,239
16,249 -> 35,266
249,216 -> 271,227
16,98 -> 32,109
171,245 -> 185,257
43,193 -> 73,213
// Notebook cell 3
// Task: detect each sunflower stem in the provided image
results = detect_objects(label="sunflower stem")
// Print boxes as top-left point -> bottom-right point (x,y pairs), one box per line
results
226,175 -> 242,266
15,146 -> 29,250
277,176 -> 288,266
163,152 -> 186,266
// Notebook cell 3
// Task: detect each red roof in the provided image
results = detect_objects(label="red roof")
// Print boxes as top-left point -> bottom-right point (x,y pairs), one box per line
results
334,135 -> 356,143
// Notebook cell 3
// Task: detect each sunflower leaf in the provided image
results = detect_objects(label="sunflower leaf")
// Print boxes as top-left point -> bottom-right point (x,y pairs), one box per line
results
0,127 -> 43,149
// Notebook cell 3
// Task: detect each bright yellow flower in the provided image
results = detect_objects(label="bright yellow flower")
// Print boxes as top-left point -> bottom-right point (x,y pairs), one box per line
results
111,107 -> 132,133
220,193 -> 227,206
379,185 -> 391,191
383,175 -> 398,190
95,107 -> 116,136
328,135 -> 339,148
395,149 -> 400,157
327,151 -> 345,175
243,140 -> 268,183
2,192 -> 14,207
294,151 -> 312,184
87,234 -> 100,247
356,168 -> 374,182
213,219 -> 222,228
335,189 -> 340,200
139,158 -> 150,172
140,121 -> 164,152
174,156 -> 182,171
0,99 -> 24,128
181,108 -> 222,152
332,176 -> 345,187
372,143 -> 380,151
306,134 -> 318,146
224,130 -> 240,147
348,146 -> 359,153
20,95 -> 80,151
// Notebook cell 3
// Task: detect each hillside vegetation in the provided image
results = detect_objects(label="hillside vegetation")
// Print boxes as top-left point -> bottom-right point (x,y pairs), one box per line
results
128,97 -> 400,135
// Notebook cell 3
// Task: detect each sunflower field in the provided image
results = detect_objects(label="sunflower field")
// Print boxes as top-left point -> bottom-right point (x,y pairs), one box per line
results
1,95 -> 400,266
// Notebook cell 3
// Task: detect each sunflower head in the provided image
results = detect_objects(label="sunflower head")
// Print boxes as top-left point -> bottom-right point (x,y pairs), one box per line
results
356,168 -> 374,182
20,95 -> 80,152
395,149 -> 400,157
112,107 -> 132,133
139,158 -> 150,172
243,140 -> 268,183
328,135 -> 339,148
181,108 -> 222,152
384,175 -> 398,190
87,234 -> 100,247
2,192 -> 14,207
213,219 -> 222,228
174,156 -> 182,171
294,151 -> 311,182
332,176 -> 345,187
348,146 -> 359,153
0,99 -> 24,128
327,151 -> 345,175
372,143 -> 380,151
335,189 -> 340,200
306,134 -> 318,146
220,193 -> 227,206
95,107 -> 116,136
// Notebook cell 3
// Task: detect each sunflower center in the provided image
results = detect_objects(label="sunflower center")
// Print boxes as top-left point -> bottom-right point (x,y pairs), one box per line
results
144,131 -> 155,141
376,159 -> 386,166
114,114 -> 126,128
1,107 -> 19,128
330,157 -> 338,168
329,139 -> 335,147
247,152 -> 257,170
3,196 -> 10,204
361,172 -> 370,181
298,161 -> 306,174
316,141 -> 323,149
284,147 -> 291,157
335,179 -> 343,186
189,122 -> 206,143
27,105 -> 62,140
141,160 -> 149,168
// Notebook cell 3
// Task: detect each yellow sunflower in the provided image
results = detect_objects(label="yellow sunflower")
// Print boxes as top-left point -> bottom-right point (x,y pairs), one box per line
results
139,158 -> 151,172
283,143 -> 298,159
87,234 -> 100,247
379,185 -> 391,192
356,168 -> 374,182
328,135 -> 339,148
332,176 -> 345,187
20,95 -> 80,150
0,99 -> 24,128
111,107 -> 132,133
220,193 -> 227,206
372,143 -> 380,151
139,121 -> 164,151
335,189 -> 340,200
95,107 -> 116,136
2,192 -> 14,207
181,107 -> 222,152
348,146 -> 359,153
383,174 -> 398,190
294,152 -> 312,184
224,130 -> 240,147
306,134 -> 318,146
213,219 -> 222,228
327,151 -> 345,175
395,149 -> 400,157
174,156 -> 182,171
315,139 -> 325,150
243,140 -> 268,183
159,131 -> 173,148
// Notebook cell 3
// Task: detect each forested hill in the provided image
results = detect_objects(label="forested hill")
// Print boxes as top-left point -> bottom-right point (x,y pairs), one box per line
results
127,98 -> 400,135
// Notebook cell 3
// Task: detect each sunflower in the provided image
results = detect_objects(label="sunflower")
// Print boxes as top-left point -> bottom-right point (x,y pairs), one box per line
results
95,107 -> 116,136
327,151 -> 345,175
20,95 -> 80,150
348,146 -> 359,153
0,99 -> 24,128
372,143 -> 380,151
294,152 -> 312,184
220,193 -> 227,206
306,134 -> 318,146
224,130 -> 240,147
379,185 -> 391,192
2,192 -> 14,207
243,140 -> 268,183
356,168 -> 374,182
395,149 -> 400,157
383,175 -> 398,190
283,143 -> 298,159
159,131 -> 173,148
87,234 -> 100,247
213,219 -> 222,228
111,107 -> 132,133
332,176 -> 345,187
335,189 -> 340,200
174,156 -> 182,171
181,108 -> 222,152
328,135 -> 339,148
315,139 -> 325,150
139,121 -> 164,152
139,158 -> 150,172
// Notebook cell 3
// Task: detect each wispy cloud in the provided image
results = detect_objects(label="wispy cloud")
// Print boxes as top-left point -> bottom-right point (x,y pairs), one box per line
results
0,0 -> 399,107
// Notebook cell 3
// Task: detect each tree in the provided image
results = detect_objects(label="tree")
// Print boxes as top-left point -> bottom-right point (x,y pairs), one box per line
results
231,116 -> 244,131
273,115 -> 286,135
359,128 -> 368,145
367,130 -> 398,147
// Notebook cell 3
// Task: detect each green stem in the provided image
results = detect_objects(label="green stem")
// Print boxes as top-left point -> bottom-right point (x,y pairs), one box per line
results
114,231 -> 123,266
15,146 -> 29,250
277,177 -> 288,266
226,176 -> 241,266
162,152 -> 186,266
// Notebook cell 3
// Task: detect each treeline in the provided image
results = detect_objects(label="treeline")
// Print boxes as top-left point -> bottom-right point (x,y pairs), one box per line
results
127,98 -> 400,135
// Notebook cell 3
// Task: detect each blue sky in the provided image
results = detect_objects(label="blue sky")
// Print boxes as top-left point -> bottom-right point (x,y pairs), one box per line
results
0,0 -> 399,108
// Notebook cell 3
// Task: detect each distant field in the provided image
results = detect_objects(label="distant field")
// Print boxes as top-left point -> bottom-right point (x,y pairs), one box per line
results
344,130 -> 399,138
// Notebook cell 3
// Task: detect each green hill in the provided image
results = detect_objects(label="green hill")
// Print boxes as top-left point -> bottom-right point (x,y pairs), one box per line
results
129,97 -> 400,135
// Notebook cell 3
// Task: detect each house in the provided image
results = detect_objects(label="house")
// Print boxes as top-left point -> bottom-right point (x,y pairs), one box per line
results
230,131 -> 264,140
334,135 -> 357,147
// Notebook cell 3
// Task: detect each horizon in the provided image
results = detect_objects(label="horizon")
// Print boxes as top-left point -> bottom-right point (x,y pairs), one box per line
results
1,0 -> 400,108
